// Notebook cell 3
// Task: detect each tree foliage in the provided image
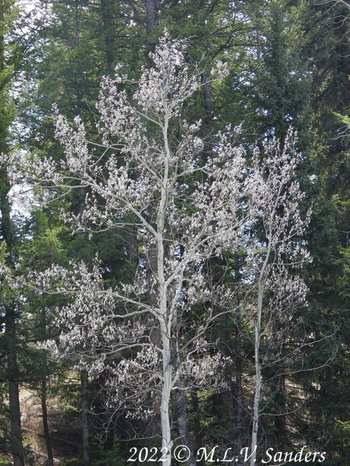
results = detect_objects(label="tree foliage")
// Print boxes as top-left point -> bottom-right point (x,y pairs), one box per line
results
0,0 -> 349,465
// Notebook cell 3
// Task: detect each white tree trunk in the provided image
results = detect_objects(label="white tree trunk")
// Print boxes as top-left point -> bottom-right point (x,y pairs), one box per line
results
159,113 -> 172,466
250,281 -> 263,466
161,331 -> 172,466
251,336 -> 261,466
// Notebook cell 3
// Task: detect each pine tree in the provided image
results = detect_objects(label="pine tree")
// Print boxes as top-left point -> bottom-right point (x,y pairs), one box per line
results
0,1 -> 25,463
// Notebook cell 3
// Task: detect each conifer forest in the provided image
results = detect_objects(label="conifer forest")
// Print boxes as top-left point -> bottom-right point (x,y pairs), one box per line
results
0,0 -> 350,465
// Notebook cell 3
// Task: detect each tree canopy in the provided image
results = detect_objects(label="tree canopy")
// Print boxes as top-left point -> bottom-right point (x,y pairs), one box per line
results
0,1 -> 349,465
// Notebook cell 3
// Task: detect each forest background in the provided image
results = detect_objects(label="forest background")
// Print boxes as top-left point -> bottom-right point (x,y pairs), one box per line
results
0,0 -> 349,465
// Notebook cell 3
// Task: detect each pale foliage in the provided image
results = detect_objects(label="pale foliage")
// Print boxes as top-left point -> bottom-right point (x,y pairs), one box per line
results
20,32 -> 311,459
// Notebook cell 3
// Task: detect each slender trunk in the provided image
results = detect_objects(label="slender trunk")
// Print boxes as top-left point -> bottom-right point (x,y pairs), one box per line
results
0,169 -> 24,466
235,330 -> 243,451
158,113 -> 172,465
233,258 -> 243,461
6,306 -> 24,466
81,370 -> 90,466
250,281 -> 263,466
159,218 -> 172,465
77,158 -> 90,466
160,334 -> 172,466
0,3 -> 24,461
41,377 -> 54,466
250,348 -> 261,466
40,307 -> 54,466
2,232 -> 24,465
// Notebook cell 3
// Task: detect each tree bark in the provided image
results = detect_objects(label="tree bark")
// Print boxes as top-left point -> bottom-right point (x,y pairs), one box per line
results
40,306 -> 54,466
160,334 -> 172,466
250,281 -> 263,466
233,257 -> 244,463
5,305 -> 24,466
234,320 -> 244,451
250,336 -> 261,466
159,224 -> 172,466
158,114 -> 172,466
0,2 -> 24,463
0,168 -> 24,466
